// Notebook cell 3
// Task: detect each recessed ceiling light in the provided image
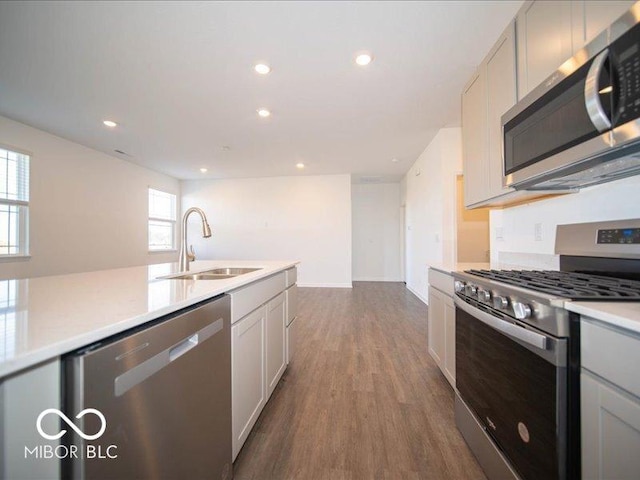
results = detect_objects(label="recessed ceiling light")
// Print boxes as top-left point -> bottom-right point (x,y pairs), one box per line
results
103,120 -> 117,128
355,53 -> 373,66
391,158 -> 399,163
254,63 -> 271,75
200,168 -> 208,173
296,163 -> 305,169
257,109 -> 271,118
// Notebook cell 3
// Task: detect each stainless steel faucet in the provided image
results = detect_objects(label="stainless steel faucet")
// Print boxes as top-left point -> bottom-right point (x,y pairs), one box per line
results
179,207 -> 212,271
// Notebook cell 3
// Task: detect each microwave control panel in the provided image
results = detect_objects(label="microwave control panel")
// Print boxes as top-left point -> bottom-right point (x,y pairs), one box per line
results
597,228 -> 640,244
614,22 -> 640,126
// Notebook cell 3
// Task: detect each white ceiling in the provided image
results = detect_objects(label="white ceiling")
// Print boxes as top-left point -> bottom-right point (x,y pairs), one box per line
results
0,1 -> 522,182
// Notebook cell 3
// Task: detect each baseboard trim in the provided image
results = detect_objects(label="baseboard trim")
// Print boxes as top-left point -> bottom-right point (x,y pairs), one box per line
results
297,283 -> 353,288
352,277 -> 404,282
406,284 -> 428,305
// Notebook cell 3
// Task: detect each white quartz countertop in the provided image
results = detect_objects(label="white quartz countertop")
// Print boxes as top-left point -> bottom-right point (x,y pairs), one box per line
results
429,262 -> 490,274
565,301 -> 640,335
0,260 -> 298,379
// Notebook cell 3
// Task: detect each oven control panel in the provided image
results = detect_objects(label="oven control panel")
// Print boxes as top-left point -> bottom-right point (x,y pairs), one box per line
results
597,227 -> 640,244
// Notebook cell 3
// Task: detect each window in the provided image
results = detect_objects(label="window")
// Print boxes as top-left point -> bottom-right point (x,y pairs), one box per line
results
0,148 -> 29,257
148,188 -> 176,251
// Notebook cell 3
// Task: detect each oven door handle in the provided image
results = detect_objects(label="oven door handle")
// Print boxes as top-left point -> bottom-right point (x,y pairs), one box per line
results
454,297 -> 548,350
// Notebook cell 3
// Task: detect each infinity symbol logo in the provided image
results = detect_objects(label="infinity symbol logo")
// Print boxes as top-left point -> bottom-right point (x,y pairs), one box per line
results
36,408 -> 107,441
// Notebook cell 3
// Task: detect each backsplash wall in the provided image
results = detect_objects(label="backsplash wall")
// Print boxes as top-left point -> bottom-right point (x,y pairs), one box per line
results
490,175 -> 640,267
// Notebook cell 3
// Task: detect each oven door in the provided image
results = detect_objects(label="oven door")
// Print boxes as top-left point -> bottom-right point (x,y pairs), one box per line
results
455,297 -> 568,480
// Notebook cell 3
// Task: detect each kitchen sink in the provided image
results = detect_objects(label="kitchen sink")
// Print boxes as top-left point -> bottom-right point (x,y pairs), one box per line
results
204,267 -> 262,275
162,267 -> 262,280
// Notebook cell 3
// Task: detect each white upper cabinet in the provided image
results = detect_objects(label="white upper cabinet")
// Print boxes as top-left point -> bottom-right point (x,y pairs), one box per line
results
462,70 -> 488,207
462,22 -> 519,208
517,1 -> 635,100
486,21 -> 517,200
574,1 -> 636,48
516,1 -> 574,100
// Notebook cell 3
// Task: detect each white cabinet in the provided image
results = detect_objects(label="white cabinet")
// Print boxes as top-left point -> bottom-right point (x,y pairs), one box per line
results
486,21 -> 517,199
230,267 -> 297,460
581,318 -> 640,479
574,1 -> 635,49
582,371 -> 640,480
516,0 -> 574,99
428,287 -> 445,368
265,292 -> 286,400
231,306 -> 266,460
428,268 -> 455,388
443,298 -> 456,386
1,359 -> 61,480
462,70 -> 488,207
285,284 -> 298,365
462,21 -> 519,208
517,0 -> 635,100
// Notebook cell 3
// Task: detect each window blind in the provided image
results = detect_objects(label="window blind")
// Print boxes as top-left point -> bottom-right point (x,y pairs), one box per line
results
0,148 -> 30,204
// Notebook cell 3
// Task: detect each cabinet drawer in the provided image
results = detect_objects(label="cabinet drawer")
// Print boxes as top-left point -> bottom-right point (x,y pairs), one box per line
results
582,319 -> 640,398
428,268 -> 454,297
286,267 -> 297,288
230,272 -> 286,323
286,285 -> 298,325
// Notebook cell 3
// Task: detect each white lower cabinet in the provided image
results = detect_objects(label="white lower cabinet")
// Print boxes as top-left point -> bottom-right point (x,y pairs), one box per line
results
1,359 -> 61,480
230,268 -> 296,460
582,371 -> 640,480
428,287 -> 445,367
231,306 -> 266,460
443,298 -> 456,386
428,268 -> 456,388
581,317 -> 640,479
266,292 -> 286,400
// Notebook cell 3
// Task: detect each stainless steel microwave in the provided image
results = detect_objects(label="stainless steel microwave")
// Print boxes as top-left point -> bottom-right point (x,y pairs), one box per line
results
502,3 -> 640,191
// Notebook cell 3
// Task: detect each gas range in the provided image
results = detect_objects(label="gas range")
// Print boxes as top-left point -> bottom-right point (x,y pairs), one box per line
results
453,219 -> 640,480
453,219 -> 640,338
463,269 -> 640,300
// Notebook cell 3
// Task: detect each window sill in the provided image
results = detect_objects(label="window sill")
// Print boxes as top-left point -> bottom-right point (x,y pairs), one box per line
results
148,249 -> 178,254
0,254 -> 31,263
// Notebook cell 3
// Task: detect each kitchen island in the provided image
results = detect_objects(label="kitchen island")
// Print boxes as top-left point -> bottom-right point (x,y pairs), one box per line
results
0,260 -> 298,378
0,259 -> 298,480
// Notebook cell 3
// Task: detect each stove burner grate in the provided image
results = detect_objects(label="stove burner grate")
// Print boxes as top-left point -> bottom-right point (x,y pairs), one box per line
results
465,269 -> 640,300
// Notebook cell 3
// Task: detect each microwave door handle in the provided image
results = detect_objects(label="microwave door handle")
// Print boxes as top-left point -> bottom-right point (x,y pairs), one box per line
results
585,49 -> 612,132
454,296 -> 547,350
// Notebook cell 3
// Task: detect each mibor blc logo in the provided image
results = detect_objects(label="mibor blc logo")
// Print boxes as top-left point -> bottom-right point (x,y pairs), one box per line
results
37,408 -> 107,440
25,408 -> 117,460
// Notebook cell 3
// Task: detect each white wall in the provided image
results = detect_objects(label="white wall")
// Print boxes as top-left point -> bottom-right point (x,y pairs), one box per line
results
352,183 -> 401,281
490,175 -> 640,263
181,175 -> 352,287
403,127 -> 462,303
0,115 -> 180,280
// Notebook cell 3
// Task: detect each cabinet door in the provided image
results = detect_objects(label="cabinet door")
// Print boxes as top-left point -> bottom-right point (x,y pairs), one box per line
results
577,1 -> 635,48
428,288 -> 445,368
462,70 -> 488,207
516,0 -> 574,99
232,306 -> 266,460
266,292 -> 286,399
443,295 -> 456,388
486,21 -> 517,199
582,371 -> 640,479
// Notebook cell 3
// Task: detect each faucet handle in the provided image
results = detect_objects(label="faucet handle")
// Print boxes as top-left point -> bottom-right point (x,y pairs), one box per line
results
187,245 -> 196,261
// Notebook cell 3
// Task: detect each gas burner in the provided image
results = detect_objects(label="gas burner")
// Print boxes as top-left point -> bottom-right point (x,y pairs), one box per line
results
465,269 -> 640,301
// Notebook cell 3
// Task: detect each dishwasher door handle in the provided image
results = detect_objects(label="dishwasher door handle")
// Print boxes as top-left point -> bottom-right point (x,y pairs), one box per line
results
169,334 -> 199,362
115,318 -> 223,397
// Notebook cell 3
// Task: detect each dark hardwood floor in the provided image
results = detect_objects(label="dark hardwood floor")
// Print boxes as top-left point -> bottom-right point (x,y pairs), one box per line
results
233,282 -> 486,480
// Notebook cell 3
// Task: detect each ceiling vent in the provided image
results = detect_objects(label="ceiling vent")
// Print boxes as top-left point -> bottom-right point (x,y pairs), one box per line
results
359,176 -> 383,184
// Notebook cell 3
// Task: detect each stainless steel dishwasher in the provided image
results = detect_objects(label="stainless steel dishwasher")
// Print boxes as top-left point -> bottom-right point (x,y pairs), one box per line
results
63,294 -> 232,480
